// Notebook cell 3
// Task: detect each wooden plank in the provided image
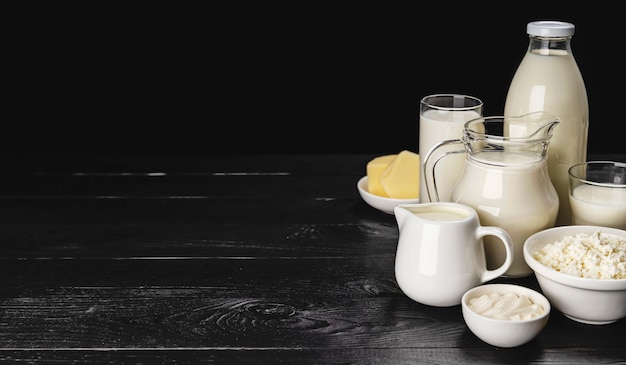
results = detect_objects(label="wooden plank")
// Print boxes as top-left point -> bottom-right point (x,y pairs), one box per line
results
0,195 -> 389,224
0,221 -> 398,258
0,258 -> 624,350
0,154 -> 376,175
0,174 -> 363,197
0,348 -> 624,364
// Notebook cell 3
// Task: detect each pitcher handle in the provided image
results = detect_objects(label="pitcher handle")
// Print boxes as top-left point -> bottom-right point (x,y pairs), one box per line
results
423,139 -> 466,202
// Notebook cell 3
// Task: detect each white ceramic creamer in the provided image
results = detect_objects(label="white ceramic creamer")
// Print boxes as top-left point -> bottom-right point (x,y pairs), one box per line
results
504,21 -> 588,226
394,202 -> 513,307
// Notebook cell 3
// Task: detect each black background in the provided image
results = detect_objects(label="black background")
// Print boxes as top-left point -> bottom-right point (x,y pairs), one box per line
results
5,4 -> 624,158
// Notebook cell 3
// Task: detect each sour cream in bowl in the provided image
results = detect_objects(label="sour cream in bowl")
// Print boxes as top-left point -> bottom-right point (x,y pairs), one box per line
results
461,284 -> 550,348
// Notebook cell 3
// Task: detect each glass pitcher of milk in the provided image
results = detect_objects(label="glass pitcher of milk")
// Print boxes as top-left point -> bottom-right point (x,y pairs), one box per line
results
423,112 -> 560,277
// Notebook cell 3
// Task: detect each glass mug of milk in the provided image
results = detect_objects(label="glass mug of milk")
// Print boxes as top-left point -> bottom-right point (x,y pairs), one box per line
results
568,161 -> 626,229
419,94 -> 483,203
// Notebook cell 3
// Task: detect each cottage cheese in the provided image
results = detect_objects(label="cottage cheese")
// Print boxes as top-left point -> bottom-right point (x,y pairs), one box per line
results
532,230 -> 626,279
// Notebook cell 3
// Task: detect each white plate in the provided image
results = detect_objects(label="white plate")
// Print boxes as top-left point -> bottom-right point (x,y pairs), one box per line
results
357,176 -> 420,214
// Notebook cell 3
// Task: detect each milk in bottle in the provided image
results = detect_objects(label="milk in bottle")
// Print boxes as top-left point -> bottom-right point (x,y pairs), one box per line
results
504,21 -> 589,226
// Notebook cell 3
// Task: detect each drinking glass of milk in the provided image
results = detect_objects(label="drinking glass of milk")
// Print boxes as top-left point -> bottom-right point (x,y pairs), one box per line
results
568,161 -> 626,229
419,94 -> 483,203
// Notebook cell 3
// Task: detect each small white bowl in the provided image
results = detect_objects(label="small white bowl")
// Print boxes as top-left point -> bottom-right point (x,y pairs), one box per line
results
461,284 -> 550,348
523,225 -> 626,325
357,176 -> 419,214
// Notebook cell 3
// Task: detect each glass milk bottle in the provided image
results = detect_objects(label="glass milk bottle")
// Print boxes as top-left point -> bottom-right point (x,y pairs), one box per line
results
504,21 -> 589,226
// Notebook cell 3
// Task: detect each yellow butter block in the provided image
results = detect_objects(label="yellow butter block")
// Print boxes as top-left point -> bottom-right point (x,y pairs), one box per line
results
381,150 -> 420,199
366,154 -> 397,197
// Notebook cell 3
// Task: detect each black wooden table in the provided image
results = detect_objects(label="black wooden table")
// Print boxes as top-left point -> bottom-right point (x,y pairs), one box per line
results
0,153 -> 624,364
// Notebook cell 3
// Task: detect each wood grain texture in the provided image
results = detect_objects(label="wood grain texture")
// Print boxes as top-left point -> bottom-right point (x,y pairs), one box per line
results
0,154 -> 624,363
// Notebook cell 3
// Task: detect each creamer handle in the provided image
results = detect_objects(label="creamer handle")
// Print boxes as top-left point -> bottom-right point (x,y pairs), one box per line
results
476,226 -> 514,282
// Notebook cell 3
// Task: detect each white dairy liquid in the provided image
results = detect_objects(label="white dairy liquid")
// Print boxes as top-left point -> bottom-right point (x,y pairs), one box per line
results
570,184 -> 626,229
413,209 -> 468,221
419,109 -> 481,202
504,49 -> 588,226
452,152 -> 559,277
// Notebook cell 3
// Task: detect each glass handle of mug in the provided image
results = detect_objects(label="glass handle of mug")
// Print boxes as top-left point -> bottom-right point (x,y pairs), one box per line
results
423,139 -> 466,202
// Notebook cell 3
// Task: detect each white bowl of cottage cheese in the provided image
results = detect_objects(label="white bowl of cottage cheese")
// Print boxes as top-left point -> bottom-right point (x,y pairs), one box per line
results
523,225 -> 626,325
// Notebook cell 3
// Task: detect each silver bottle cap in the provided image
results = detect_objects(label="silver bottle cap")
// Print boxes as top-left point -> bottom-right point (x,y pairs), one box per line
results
527,21 -> 575,37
